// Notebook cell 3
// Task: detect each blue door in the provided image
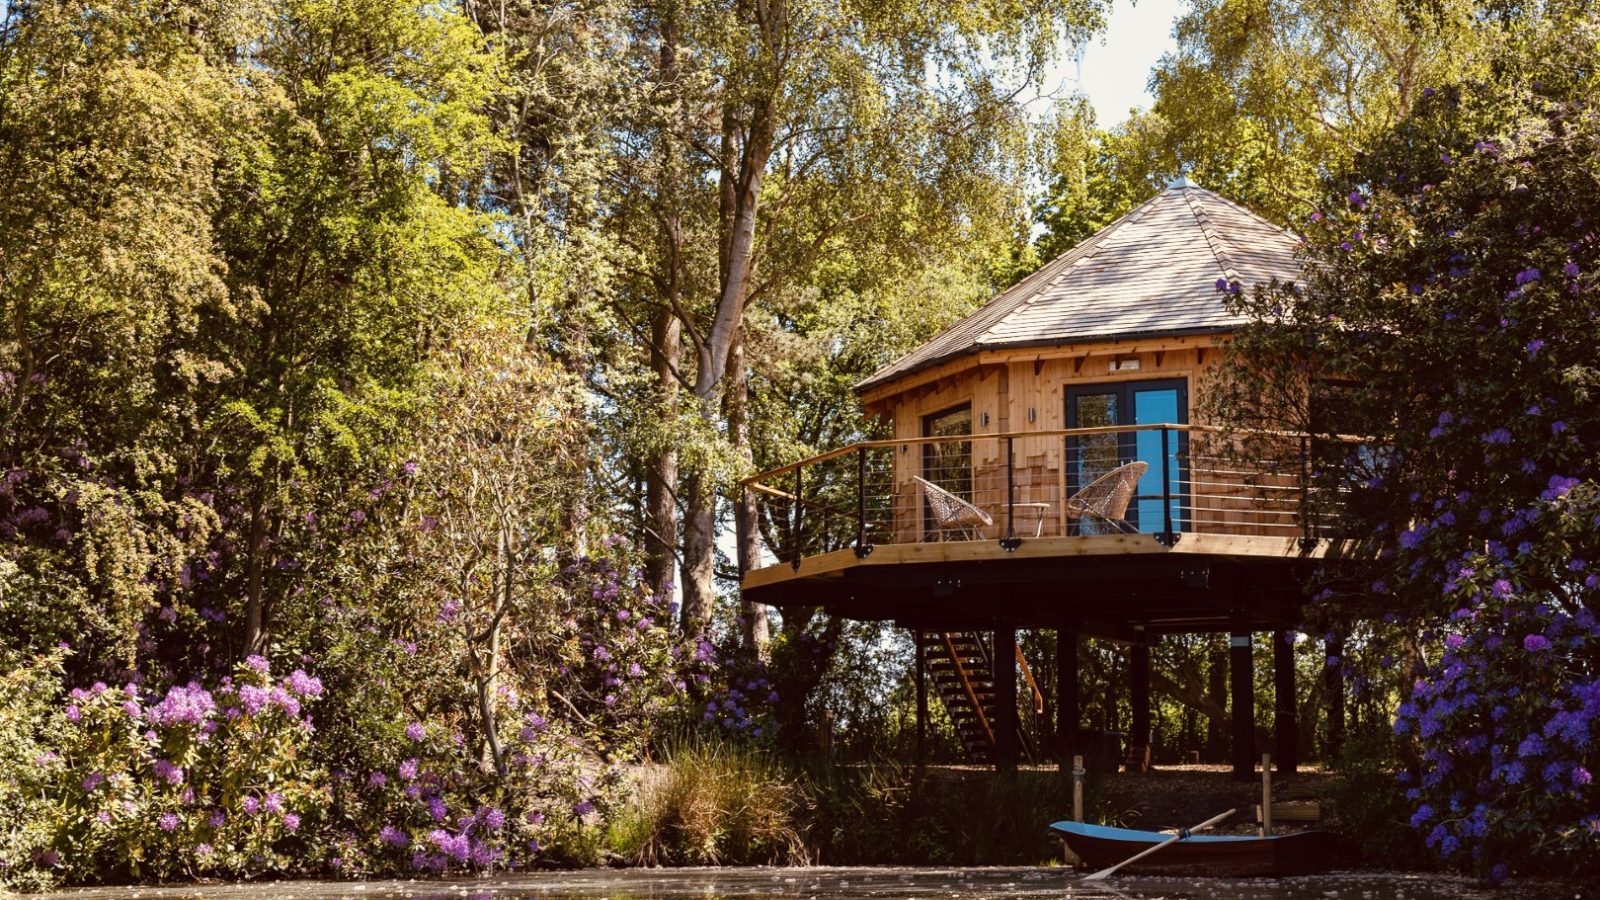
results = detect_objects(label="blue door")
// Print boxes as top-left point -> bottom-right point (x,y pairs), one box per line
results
1065,380 -> 1187,534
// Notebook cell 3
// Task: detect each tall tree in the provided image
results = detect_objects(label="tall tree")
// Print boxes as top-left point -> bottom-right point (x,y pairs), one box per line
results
609,0 -> 1110,635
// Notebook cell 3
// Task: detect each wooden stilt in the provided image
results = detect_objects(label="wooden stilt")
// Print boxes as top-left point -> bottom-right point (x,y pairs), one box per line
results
1273,630 -> 1299,774
1129,632 -> 1152,773
1230,612 -> 1255,781
994,626 -> 1018,771
1057,619 -> 1079,769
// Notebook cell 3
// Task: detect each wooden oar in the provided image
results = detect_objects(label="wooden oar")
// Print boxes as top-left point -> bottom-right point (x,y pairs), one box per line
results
1082,808 -> 1237,881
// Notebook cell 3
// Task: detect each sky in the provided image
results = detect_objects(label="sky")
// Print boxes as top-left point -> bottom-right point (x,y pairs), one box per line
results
1043,0 -> 1188,128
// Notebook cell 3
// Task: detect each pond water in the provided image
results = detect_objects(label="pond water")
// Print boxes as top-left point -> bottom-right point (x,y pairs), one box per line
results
39,867 -> 1590,900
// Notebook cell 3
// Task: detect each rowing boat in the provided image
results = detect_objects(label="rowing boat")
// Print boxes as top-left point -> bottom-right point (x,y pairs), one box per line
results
1050,820 -> 1348,877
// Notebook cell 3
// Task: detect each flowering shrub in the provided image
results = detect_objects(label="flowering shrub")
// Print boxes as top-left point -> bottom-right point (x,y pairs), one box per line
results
326,709 -> 625,874
1218,46 -> 1600,873
0,649 -> 64,892
38,657 -> 328,881
1393,487 -> 1600,872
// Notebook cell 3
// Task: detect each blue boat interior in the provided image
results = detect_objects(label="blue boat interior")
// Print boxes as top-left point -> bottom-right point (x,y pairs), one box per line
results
1049,821 -> 1274,844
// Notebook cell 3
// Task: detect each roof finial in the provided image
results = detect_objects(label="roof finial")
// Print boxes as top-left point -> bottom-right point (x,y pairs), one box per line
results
1166,172 -> 1198,190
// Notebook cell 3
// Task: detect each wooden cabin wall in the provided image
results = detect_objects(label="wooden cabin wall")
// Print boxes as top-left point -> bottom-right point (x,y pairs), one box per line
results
877,341 -> 1300,541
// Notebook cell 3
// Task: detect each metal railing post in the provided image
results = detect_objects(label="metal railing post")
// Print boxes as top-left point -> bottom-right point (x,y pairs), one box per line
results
1298,433 -> 1317,552
1001,436 -> 1021,551
1158,427 -> 1179,546
791,466 -> 803,570
855,447 -> 873,558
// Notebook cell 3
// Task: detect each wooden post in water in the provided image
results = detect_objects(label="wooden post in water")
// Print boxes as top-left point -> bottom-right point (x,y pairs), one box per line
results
1260,753 -> 1273,836
1072,754 -> 1085,822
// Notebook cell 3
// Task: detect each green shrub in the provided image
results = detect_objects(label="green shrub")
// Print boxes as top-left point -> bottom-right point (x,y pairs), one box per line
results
0,647 -> 64,892
803,760 -> 1103,866
611,739 -> 806,866
1325,732 -> 1430,871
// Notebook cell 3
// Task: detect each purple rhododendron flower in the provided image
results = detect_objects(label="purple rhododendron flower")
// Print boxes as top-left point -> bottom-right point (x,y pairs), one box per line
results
1543,475 -> 1581,500
242,795 -> 261,815
572,800 -> 595,816
158,812 -> 179,833
283,812 -> 301,832
406,721 -> 426,742
238,685 -> 270,716
1524,634 -> 1552,652
380,825 -> 410,847
148,683 -> 216,727
286,669 -> 323,698
264,792 -> 284,814
244,655 -> 270,674
398,757 -> 420,780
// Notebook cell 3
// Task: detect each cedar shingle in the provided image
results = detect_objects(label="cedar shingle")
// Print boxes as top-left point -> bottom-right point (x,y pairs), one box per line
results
856,185 -> 1303,393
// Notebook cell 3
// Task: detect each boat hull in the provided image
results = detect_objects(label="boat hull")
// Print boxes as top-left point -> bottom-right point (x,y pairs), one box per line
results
1049,821 -> 1348,877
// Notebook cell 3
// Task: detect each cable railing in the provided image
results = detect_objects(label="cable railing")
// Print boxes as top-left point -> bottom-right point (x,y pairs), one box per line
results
743,424 -> 1352,570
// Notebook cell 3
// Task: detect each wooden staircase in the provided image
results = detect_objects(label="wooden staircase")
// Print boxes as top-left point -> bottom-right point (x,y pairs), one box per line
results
923,631 -> 1045,765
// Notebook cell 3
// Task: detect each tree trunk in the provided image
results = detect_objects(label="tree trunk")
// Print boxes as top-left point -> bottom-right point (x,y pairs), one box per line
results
725,324 -> 769,653
678,468 -> 717,633
644,305 -> 681,598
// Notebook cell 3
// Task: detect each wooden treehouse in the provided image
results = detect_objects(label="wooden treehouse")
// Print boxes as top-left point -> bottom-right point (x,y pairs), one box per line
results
741,181 -> 1357,777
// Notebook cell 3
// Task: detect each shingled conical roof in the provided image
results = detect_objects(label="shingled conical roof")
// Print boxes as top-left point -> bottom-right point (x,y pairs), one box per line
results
857,183 -> 1304,393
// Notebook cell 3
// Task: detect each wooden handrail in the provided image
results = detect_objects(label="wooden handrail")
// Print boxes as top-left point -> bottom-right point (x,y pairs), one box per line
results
943,633 -> 995,748
1016,645 -> 1045,715
743,423 -> 1370,486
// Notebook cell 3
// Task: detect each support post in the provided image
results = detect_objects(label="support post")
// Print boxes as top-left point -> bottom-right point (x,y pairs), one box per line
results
1326,633 -> 1346,764
1056,620 -> 1079,769
914,629 -> 927,767
1260,753 -> 1273,836
1128,632 -> 1151,773
994,626 -> 1018,772
1273,630 -> 1299,775
1072,754 -> 1085,822
1230,614 -> 1255,781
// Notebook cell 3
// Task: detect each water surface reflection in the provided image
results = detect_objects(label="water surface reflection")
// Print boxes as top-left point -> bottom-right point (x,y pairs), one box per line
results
44,866 -> 1574,899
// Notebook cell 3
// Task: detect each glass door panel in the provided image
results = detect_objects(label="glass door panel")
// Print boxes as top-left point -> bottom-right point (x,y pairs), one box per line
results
922,405 -> 972,539
1133,387 -> 1184,533
1066,379 -> 1188,534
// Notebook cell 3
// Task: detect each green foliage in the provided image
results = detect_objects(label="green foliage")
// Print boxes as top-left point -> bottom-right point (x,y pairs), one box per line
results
0,649 -> 64,892
1210,9 -> 1600,872
611,739 -> 807,866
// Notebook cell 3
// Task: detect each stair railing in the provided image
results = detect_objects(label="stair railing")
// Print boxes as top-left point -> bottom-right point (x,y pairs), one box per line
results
942,633 -> 996,749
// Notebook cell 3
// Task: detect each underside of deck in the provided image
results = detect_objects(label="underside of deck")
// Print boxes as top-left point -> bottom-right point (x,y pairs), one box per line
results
742,533 -> 1353,638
